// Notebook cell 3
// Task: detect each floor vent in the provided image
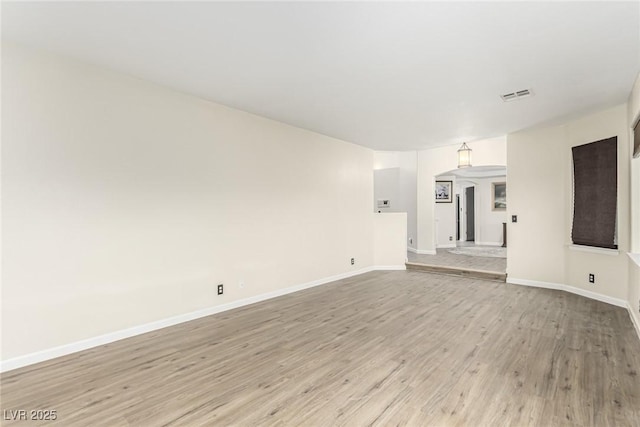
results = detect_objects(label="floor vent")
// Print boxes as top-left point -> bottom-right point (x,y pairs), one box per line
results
501,88 -> 532,102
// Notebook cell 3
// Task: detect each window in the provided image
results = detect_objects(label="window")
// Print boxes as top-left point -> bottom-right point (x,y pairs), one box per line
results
571,137 -> 617,249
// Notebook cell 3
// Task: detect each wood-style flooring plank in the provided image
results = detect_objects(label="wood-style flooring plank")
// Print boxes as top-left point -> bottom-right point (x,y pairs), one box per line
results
1,271 -> 639,426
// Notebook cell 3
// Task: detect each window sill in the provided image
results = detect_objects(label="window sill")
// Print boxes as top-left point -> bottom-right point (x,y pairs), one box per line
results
568,244 -> 619,256
628,253 -> 640,268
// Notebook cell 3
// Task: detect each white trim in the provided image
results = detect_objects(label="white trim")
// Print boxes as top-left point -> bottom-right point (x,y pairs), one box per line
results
627,302 -> 640,341
415,249 -> 437,255
407,246 -> 418,254
507,277 -> 626,308
0,266 -> 378,373
436,243 -> 456,249
568,244 -> 619,256
373,265 -> 407,271
628,252 -> 640,268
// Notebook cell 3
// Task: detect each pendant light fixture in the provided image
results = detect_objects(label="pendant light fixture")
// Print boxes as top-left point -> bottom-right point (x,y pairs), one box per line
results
457,142 -> 472,168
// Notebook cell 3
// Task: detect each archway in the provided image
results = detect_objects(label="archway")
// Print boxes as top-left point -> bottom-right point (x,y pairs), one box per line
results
409,165 -> 507,274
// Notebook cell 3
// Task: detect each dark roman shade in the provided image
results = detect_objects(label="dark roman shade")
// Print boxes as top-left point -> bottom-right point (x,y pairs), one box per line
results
571,137 -> 617,249
634,118 -> 640,159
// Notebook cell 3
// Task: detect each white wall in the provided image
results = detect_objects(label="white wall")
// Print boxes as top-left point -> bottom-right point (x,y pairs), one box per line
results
1,42 -> 377,361
629,72 -> 640,254
435,175 -> 456,248
374,168 -> 399,212
507,125 -> 567,283
398,152 -> 417,250
627,72 -> 640,333
373,152 -> 400,170
564,106 -> 630,301
416,137 -> 506,254
507,104 -> 631,303
373,151 -> 417,251
474,177 -> 508,246
373,213 -> 407,268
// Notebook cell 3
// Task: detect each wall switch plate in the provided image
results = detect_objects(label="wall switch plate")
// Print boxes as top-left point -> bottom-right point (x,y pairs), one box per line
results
217,284 -> 224,295
588,274 -> 595,284
511,215 -> 517,223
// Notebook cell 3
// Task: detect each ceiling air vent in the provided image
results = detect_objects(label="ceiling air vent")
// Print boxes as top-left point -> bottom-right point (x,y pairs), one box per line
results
501,89 -> 532,102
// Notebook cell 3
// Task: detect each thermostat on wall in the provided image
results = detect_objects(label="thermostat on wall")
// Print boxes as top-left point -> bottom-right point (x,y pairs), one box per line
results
377,199 -> 391,208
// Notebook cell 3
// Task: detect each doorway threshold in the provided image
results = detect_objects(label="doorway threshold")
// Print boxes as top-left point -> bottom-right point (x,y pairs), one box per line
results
405,262 -> 506,282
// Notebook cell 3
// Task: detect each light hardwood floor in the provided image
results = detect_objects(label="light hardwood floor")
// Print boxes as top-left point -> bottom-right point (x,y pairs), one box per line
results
2,271 -> 639,426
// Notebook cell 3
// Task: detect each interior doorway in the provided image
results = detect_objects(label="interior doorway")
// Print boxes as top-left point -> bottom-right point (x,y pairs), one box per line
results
417,165 -> 507,275
455,194 -> 460,241
465,186 -> 475,241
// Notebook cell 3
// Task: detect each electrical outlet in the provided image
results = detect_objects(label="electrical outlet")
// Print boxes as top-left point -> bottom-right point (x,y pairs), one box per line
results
512,215 -> 518,223
217,284 -> 224,295
588,274 -> 595,284
449,236 -> 453,241
409,237 -> 413,244
351,258 -> 355,265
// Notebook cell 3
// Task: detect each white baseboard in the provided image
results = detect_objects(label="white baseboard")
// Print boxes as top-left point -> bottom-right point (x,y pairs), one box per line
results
373,265 -> 407,271
627,302 -> 640,341
0,266 -> 379,373
507,277 -> 626,308
407,246 -> 418,254
415,249 -> 437,255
